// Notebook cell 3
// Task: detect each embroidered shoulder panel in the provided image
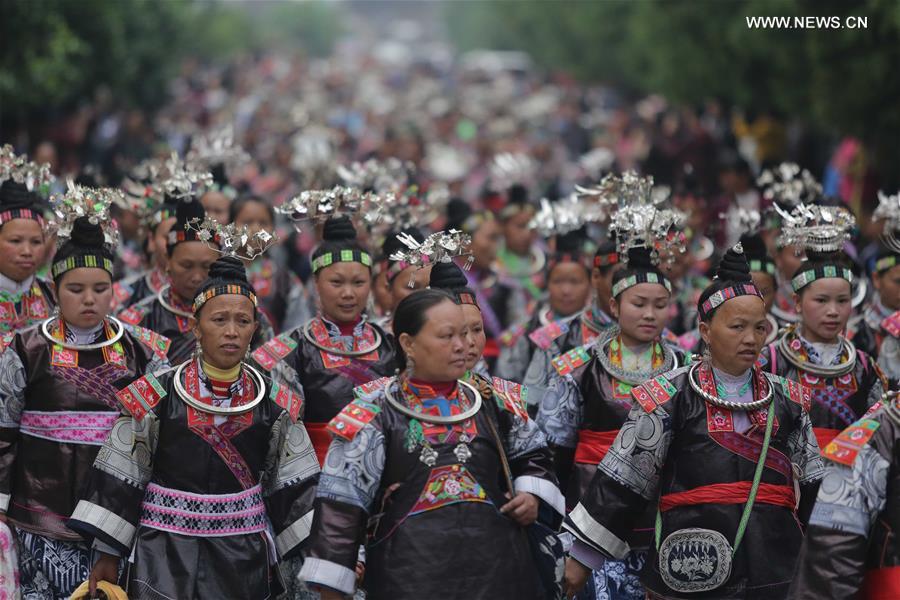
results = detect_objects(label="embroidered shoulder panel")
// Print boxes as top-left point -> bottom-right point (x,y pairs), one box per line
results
116,372 -> 167,419
499,322 -> 527,347
881,310 -> 900,339
251,333 -> 298,371
770,374 -> 812,412
492,376 -> 529,420
124,323 -> 171,360
0,332 -> 14,355
551,345 -> 591,376
118,304 -> 149,326
327,397 -> 382,441
822,418 -> 881,466
353,376 -> 392,399
269,380 -> 303,422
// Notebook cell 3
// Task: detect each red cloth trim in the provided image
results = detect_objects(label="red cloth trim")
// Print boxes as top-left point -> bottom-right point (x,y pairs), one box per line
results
574,430 -> 619,465
483,338 -> 499,358
813,427 -> 841,454
306,423 -> 332,467
864,567 -> 900,600
659,481 -> 795,512
336,318 -> 362,337
408,379 -> 457,398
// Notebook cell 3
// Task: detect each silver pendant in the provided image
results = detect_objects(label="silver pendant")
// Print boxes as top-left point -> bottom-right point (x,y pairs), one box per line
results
419,445 -> 438,466
454,443 -> 472,463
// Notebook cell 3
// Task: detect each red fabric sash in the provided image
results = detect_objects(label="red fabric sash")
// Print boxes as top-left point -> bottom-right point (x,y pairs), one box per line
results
574,430 -> 619,465
659,481 -> 796,512
812,427 -> 841,453
306,423 -> 332,467
864,567 -> 900,600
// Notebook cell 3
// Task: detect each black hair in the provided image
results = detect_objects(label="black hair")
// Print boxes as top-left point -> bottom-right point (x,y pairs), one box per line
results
229,194 -> 274,226
548,228 -> 589,276
697,245 -> 754,322
610,247 -> 668,297
194,255 -> 257,319
52,217 -> 114,283
311,215 -> 369,274
392,288 -> 457,371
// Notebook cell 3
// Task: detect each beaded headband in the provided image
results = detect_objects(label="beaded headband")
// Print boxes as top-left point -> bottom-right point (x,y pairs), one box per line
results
193,283 -> 258,312
748,259 -> 776,276
791,265 -> 853,292
875,255 -> 899,274
312,249 -> 373,273
0,208 -> 43,227
611,272 -> 672,297
51,255 -> 114,279
455,291 -> 479,308
547,252 -> 591,273
698,283 -> 763,320
593,252 -> 619,268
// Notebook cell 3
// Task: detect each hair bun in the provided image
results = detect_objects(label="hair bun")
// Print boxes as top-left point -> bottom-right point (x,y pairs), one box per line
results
322,215 -> 358,242
738,232 -> 768,261
428,260 -> 469,290
715,244 -> 753,283
445,197 -> 472,230
625,246 -> 654,269
207,255 -> 248,283
69,217 -> 105,248
176,198 -> 205,225
0,180 -> 38,209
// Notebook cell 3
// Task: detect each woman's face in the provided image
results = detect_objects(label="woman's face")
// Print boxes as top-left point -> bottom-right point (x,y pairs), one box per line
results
0,219 -> 44,282
874,265 -> 900,311
315,261 -> 371,323
797,278 -> 853,344
389,265 -> 432,312
462,303 -> 485,370
194,294 -> 258,370
167,242 -> 219,302
774,245 -> 805,280
372,270 -> 392,313
399,299 -> 468,381
150,217 -> 177,271
233,200 -> 273,236
700,294 -> 768,375
592,264 -> 622,314
548,262 -> 591,316
201,191 -> 232,225
610,283 -> 670,345
471,219 -> 502,270
56,267 -> 112,329
750,271 -> 776,313
502,211 -> 535,255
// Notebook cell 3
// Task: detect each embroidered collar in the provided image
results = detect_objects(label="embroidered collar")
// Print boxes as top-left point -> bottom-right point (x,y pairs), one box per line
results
0,273 -> 35,300
866,295 -> 894,330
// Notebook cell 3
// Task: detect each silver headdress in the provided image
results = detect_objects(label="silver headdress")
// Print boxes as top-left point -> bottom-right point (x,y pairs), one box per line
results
873,190 -> 900,252
276,186 -> 372,231
578,147 -> 616,182
757,162 -> 822,208
529,193 -> 606,237
185,217 -> 277,260
721,207 -> 763,236
390,229 -> 473,287
291,126 -> 337,188
153,152 -> 214,200
588,171 -> 685,266
336,158 -> 413,194
49,179 -> 123,247
490,152 -> 535,192
775,203 -> 855,254
186,126 -> 251,179
0,144 -> 54,192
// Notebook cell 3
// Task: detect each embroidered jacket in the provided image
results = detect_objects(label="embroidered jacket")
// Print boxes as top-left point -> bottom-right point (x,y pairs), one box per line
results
0,277 -> 55,335
0,319 -> 169,540
563,364 -> 825,599
67,359 -> 319,599
299,376 -> 563,599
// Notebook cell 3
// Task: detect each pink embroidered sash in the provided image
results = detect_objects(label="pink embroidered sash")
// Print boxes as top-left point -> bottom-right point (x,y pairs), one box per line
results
19,410 -> 119,445
139,482 -> 268,537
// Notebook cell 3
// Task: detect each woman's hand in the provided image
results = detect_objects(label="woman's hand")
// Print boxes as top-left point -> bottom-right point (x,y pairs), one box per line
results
89,553 -> 120,596
500,491 -> 539,526
355,561 -> 365,584
563,557 -> 591,599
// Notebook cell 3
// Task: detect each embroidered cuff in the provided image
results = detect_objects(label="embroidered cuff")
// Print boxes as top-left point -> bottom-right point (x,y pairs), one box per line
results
514,475 -> 565,516
92,538 -> 125,559
564,503 -> 630,560
570,538 -> 608,571
70,500 -> 136,551
275,510 -> 314,557
299,557 -> 356,595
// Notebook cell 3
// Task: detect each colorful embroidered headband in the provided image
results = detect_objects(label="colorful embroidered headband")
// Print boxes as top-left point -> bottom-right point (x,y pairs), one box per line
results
791,265 -> 853,292
0,208 -> 44,227
455,291 -> 479,308
698,283 -> 763,320
593,252 -> 619,268
875,255 -> 899,274
312,249 -> 373,273
167,228 -> 201,246
611,271 -> 672,297
193,283 -> 258,312
748,259 -> 776,276
51,255 -> 114,279
547,253 -> 590,273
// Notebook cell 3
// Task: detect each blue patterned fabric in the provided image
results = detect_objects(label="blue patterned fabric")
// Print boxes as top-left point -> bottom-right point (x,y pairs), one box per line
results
15,529 -> 90,600
576,550 -> 647,600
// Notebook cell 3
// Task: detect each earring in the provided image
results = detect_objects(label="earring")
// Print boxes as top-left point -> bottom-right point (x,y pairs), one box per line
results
702,345 -> 711,364
192,340 -> 204,362
406,356 -> 415,378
